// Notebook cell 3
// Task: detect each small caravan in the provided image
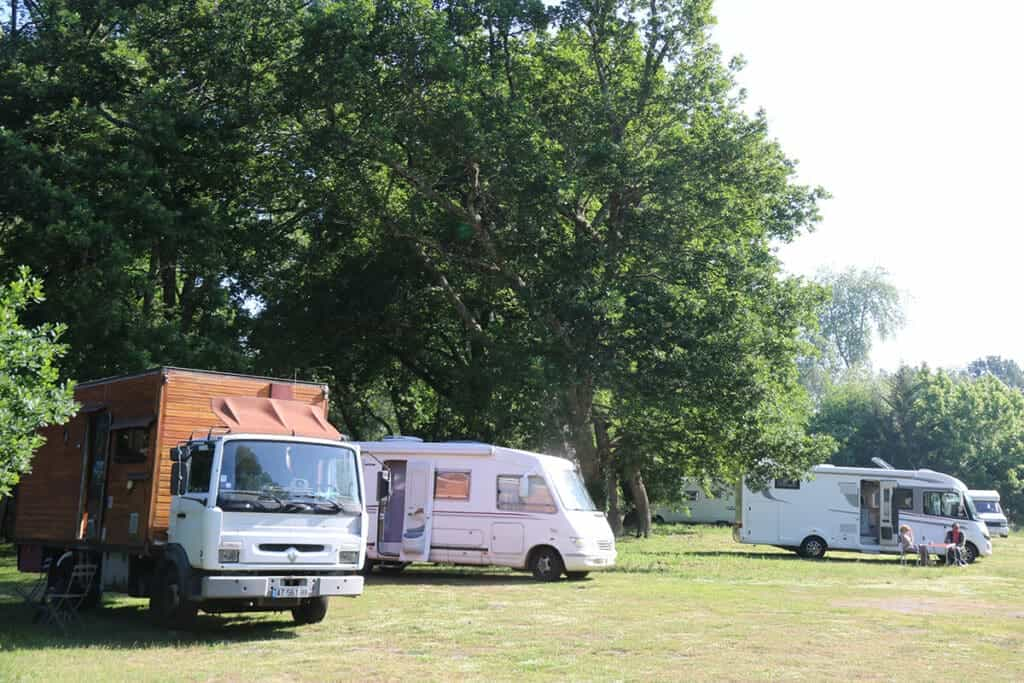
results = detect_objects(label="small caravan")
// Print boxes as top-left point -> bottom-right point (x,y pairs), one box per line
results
653,480 -> 735,524
358,438 -> 616,580
968,490 -> 1009,537
734,463 -> 993,562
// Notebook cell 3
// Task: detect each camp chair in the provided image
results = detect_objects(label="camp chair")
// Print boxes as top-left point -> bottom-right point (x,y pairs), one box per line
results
39,554 -> 98,635
14,555 -> 53,620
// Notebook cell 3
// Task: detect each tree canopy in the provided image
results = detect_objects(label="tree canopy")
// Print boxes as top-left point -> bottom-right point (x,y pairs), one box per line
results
2,0 -> 833,530
0,268 -> 77,496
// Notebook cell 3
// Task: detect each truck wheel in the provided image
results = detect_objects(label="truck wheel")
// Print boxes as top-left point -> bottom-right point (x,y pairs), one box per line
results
799,536 -> 827,560
150,562 -> 197,629
292,597 -> 329,625
964,542 -> 978,564
529,547 -> 564,581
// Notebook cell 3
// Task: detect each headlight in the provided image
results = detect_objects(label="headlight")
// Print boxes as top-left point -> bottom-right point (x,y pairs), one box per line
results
570,537 -> 587,549
218,542 -> 241,563
338,550 -> 360,565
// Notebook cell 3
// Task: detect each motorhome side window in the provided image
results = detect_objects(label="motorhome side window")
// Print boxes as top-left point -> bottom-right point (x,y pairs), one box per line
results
774,478 -> 800,490
496,475 -> 556,513
895,488 -> 914,510
682,490 -> 699,501
113,428 -> 150,464
187,449 -> 214,495
435,471 -> 471,500
923,491 -> 966,518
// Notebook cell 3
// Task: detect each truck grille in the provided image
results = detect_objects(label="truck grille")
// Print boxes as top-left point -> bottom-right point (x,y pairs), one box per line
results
258,544 -> 325,553
597,540 -> 613,551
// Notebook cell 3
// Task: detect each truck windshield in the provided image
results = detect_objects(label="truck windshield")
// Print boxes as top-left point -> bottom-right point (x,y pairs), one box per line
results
217,440 -> 360,514
974,500 -> 1001,514
552,469 -> 598,511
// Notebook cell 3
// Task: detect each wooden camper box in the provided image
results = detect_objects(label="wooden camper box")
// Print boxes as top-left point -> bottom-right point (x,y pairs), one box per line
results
14,367 -> 329,554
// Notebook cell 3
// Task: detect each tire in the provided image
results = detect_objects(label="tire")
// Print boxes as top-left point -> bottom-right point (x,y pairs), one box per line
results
964,542 -> 978,564
653,515 -> 666,524
360,560 -> 376,576
292,596 -> 329,625
565,571 -> 590,580
529,547 -> 564,581
799,536 -> 827,560
149,562 -> 197,630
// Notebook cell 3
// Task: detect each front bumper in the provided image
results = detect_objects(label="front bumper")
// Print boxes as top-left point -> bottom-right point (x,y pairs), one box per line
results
563,550 -> 617,572
200,575 -> 363,600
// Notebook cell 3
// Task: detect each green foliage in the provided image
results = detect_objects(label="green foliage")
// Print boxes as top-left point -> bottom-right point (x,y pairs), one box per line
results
0,268 -> 77,495
967,355 -> 1024,390
813,364 -> 1024,521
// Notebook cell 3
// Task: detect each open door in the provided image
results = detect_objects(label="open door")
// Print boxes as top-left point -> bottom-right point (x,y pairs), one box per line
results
879,480 -> 897,547
399,460 -> 434,562
80,411 -> 112,540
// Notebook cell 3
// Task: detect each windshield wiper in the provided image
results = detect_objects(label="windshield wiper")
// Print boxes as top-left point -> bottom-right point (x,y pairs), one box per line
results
219,489 -> 286,511
286,493 -> 361,515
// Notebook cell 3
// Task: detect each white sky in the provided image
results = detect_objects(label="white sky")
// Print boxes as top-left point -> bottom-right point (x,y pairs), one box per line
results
712,1 -> 1024,372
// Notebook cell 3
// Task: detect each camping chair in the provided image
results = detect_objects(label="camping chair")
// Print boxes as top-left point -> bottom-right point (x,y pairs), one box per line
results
14,555 -> 53,620
39,554 -> 98,635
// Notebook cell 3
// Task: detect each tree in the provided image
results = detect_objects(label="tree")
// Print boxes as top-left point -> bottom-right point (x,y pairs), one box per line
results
967,356 -> 1024,390
801,267 -> 904,394
0,268 -> 77,496
250,0 -> 833,534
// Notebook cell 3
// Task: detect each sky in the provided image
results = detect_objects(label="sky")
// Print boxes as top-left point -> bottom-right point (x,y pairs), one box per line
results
712,1 -> 1024,372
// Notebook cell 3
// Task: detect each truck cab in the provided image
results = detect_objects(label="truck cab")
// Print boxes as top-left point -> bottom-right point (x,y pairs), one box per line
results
156,433 -> 366,627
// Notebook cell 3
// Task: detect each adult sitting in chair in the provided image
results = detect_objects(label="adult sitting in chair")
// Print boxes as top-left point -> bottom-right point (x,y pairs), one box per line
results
898,524 -> 926,565
944,523 -> 967,566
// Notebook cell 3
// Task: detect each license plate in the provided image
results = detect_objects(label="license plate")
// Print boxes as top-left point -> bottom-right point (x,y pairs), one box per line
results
272,585 -> 311,599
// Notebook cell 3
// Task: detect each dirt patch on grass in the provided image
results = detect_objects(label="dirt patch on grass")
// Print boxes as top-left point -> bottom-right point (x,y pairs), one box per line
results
832,596 -> 1024,617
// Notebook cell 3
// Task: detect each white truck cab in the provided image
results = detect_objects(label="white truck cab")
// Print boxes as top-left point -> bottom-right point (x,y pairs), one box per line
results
156,433 -> 366,627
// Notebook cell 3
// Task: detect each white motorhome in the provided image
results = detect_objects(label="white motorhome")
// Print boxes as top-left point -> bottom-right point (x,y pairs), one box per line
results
734,464 -> 993,563
358,438 -> 616,580
653,480 -> 736,525
968,490 -> 1010,537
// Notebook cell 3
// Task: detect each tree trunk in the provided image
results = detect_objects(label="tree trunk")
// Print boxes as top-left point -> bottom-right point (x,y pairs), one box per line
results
594,414 -> 621,534
626,467 -> 652,539
565,377 -> 603,507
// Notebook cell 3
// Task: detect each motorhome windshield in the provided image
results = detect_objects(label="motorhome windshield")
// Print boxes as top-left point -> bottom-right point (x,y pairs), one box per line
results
552,470 -> 598,511
974,500 -> 1002,514
216,440 -> 360,514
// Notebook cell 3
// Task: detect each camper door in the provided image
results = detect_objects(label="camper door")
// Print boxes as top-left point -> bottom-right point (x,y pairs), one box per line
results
400,460 -> 435,562
879,480 -> 897,546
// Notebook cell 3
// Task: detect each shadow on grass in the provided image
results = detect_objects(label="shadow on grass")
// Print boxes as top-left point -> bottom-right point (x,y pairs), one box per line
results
682,550 -> 898,564
0,597 -> 300,651
366,568 -> 538,586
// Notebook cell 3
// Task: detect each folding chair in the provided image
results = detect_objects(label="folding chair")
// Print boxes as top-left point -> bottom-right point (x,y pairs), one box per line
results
39,554 -> 98,635
14,556 -> 53,620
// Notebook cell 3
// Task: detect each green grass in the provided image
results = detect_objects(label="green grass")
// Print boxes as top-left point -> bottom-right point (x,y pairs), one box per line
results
2,527 -> 1023,681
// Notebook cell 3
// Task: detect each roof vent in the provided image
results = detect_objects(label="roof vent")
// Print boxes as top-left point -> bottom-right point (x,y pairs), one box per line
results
871,457 -> 895,470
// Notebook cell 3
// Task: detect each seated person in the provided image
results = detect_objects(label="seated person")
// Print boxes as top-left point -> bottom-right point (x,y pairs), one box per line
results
899,524 -> 927,564
944,523 -> 967,566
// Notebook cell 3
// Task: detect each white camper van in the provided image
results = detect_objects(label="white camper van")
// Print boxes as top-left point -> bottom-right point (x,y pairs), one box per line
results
968,490 -> 1009,537
358,438 -> 616,580
653,480 -> 736,524
734,464 -> 993,563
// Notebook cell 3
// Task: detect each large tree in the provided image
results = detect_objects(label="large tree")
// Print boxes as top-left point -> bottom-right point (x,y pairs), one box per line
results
0,268 -> 77,496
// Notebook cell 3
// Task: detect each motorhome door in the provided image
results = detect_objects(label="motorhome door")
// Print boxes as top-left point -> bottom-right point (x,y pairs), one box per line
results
878,480 -> 897,546
400,460 -> 435,562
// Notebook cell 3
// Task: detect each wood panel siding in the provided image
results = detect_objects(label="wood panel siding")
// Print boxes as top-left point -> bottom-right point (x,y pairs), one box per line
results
14,371 -> 163,547
15,368 -> 329,555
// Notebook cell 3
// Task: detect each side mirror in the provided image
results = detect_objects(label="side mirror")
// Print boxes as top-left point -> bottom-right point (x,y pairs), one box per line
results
170,461 -> 187,496
519,475 -> 531,499
377,471 -> 391,500
170,446 -> 189,462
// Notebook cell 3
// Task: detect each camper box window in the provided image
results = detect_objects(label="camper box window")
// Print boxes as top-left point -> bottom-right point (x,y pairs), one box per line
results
113,428 -> 150,464
497,475 -> 557,513
435,471 -> 471,500
682,490 -> 699,501
895,488 -> 914,511
774,478 -> 800,490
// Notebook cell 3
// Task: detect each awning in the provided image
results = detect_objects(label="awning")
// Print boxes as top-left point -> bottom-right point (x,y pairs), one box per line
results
210,397 -> 340,440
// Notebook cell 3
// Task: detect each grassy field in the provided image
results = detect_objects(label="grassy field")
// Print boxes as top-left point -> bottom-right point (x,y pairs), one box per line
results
1,526 -> 1022,681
